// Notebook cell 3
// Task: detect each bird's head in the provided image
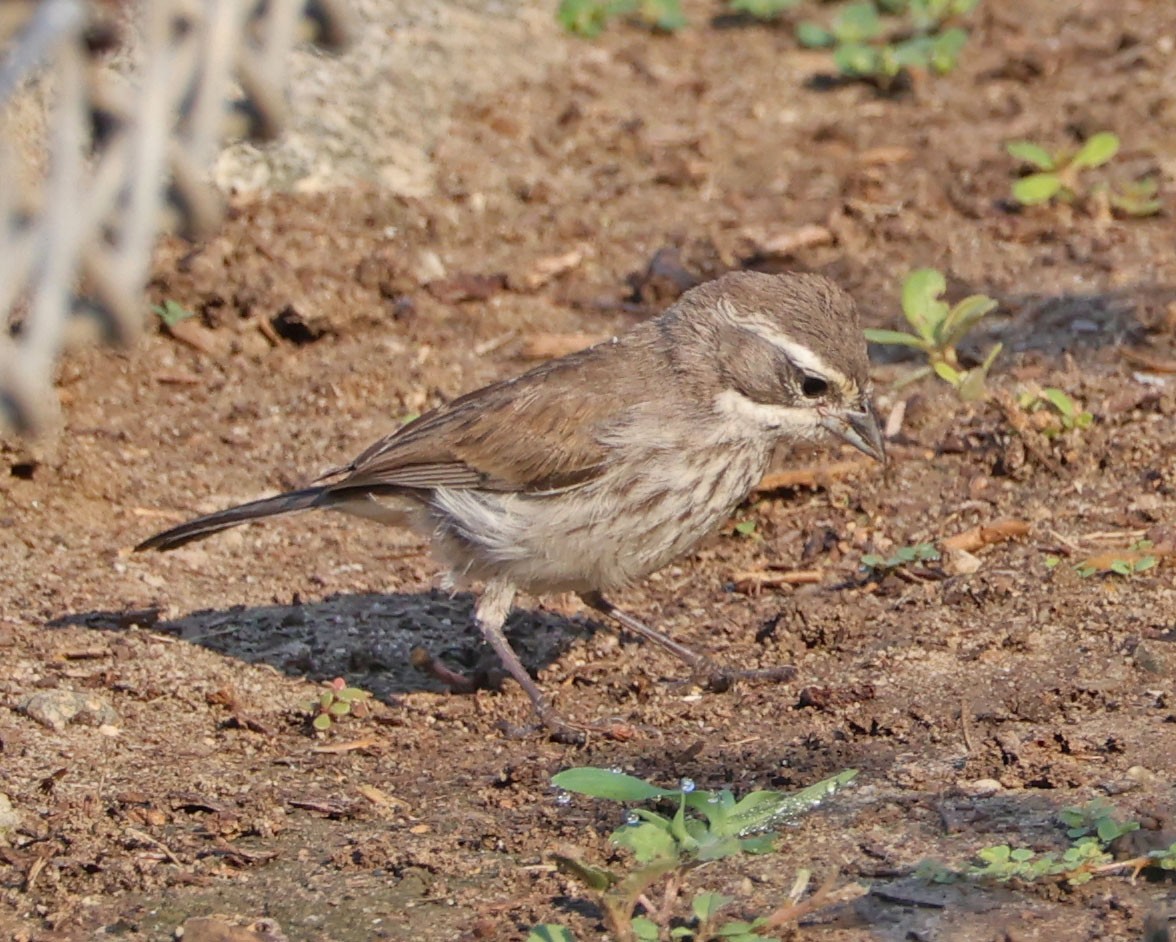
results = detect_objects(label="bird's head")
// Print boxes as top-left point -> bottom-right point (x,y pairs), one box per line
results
671,271 -> 885,462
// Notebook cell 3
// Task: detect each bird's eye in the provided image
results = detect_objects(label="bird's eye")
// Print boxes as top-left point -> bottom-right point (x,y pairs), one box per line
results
801,375 -> 829,397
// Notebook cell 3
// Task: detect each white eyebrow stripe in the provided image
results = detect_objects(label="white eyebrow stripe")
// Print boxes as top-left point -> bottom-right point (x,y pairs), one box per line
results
742,320 -> 836,379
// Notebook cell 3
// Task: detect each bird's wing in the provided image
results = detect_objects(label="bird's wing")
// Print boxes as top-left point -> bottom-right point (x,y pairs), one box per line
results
327,341 -> 645,496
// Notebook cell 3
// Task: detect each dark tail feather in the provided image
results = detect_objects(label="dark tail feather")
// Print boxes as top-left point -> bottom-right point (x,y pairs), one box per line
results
135,487 -> 329,552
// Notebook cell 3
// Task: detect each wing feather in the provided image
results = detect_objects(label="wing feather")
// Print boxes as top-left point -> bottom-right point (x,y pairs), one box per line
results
324,337 -> 652,497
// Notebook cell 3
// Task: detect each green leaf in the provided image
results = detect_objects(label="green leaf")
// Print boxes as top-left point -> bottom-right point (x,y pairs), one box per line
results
1006,140 -> 1056,171
728,770 -> 858,835
557,0 -> 614,36
1041,387 -> 1076,417
737,834 -> 778,855
1070,132 -> 1120,170
888,37 -> 930,71
632,916 -> 660,941
1135,555 -> 1158,572
734,519 -> 757,536
1096,817 -> 1138,842
550,852 -> 619,891
612,820 -> 680,863
527,925 -> 577,942
933,361 -> 961,385
1012,172 -> 1064,205
795,21 -> 834,47
939,293 -> 997,347
312,713 -> 332,731
153,299 -> 196,328
695,833 -> 744,862
863,328 -> 929,349
552,768 -> 675,802
835,1 -> 881,42
729,0 -> 800,18
670,793 -> 698,852
929,28 -> 968,72
693,891 -> 732,923
901,268 -> 949,341
645,0 -> 687,32
833,42 -> 880,77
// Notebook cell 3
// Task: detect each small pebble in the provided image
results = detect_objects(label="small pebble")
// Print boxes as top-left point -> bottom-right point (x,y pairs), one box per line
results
18,689 -> 119,732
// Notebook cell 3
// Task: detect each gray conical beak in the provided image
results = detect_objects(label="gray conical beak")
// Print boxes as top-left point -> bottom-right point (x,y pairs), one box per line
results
822,405 -> 886,464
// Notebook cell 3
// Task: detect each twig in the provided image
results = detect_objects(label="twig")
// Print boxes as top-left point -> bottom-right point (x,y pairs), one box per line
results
125,826 -> 183,865
942,519 -> 1030,553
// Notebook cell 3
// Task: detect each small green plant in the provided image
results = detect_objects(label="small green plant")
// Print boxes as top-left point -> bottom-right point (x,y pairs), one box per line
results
796,1 -> 973,86
861,541 -> 940,573
903,0 -> 980,30
527,927 -> 576,942
1016,387 -> 1093,437
918,800 -> 1174,887
310,677 -> 372,731
1006,132 -> 1159,216
864,268 -> 1001,400
1108,177 -> 1162,217
1007,133 -> 1118,205
1046,540 -> 1159,578
152,299 -> 195,328
546,767 -> 858,942
727,0 -> 801,18
557,0 -> 685,36
733,519 -> 758,537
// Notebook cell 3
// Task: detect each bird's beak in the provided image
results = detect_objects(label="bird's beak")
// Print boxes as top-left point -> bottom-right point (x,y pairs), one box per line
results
822,405 -> 886,464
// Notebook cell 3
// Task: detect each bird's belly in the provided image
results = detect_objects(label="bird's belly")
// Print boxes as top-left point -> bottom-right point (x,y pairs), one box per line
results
426,445 -> 770,595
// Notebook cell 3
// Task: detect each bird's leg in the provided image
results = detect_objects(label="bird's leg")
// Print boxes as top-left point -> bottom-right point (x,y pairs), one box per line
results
471,580 -> 582,742
579,591 -> 795,691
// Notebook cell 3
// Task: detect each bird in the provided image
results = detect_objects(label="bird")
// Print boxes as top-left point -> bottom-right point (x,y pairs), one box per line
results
136,270 -> 884,738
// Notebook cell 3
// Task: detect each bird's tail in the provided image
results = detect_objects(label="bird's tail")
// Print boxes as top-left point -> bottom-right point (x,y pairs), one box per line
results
134,487 -> 329,552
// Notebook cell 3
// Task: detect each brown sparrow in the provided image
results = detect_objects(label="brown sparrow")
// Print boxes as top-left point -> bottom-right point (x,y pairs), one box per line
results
137,271 -> 884,737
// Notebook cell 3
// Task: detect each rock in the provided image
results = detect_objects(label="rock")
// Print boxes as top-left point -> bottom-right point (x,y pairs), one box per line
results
961,778 -> 1003,796
177,916 -> 288,942
0,792 -> 21,843
19,690 -> 119,732
1134,641 -> 1176,676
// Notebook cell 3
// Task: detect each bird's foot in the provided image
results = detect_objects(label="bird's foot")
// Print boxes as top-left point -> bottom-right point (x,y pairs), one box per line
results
410,645 -> 481,694
497,711 -> 588,745
689,660 -> 797,693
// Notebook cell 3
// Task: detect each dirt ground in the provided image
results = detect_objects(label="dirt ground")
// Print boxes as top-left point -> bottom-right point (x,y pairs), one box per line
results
3,0 -> 1176,939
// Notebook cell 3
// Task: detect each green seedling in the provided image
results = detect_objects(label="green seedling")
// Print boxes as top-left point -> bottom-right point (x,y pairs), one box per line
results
796,1 -> 881,49
1016,387 -> 1094,437
1107,177 -> 1162,218
919,799 -> 1174,887
1047,540 -> 1159,578
864,268 -> 1001,400
727,0 -> 801,19
547,767 -> 857,942
797,1 -> 973,86
527,927 -> 576,942
152,299 -> 195,328
558,0 -> 685,36
734,519 -> 758,537
903,0 -> 980,30
310,677 -> 372,731
1007,132 -> 1123,207
861,541 -> 940,573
